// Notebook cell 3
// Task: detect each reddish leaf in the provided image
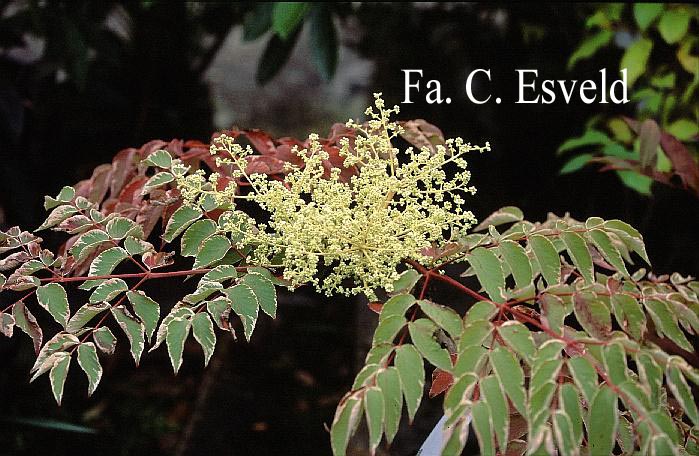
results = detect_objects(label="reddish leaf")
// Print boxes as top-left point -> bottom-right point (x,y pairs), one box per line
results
367,301 -> 383,314
142,251 -> 175,270
429,368 -> 454,398
660,132 -> 699,195
243,129 -> 277,155
245,155 -> 287,175
399,119 -> 446,153
109,148 -> 139,198
118,176 -> 148,205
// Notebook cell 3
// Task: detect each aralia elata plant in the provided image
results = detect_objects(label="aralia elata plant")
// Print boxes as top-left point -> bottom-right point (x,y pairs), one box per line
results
1,94 -> 699,455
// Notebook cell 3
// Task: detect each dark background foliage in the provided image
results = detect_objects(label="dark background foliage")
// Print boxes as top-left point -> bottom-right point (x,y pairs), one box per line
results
1,2 -> 696,455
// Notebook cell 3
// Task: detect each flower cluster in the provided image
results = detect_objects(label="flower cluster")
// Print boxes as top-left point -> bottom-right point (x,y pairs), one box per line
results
178,94 -> 489,298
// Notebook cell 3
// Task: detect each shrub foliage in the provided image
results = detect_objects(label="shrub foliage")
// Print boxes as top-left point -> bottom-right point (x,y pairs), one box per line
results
1,97 -> 699,455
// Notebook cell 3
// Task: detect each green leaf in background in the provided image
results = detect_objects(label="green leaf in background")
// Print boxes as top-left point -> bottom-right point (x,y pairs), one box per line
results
272,2 -> 309,40
633,3 -> 664,31
36,283 -> 69,328
394,344 -> 424,421
256,29 -> 301,85
166,316 -> 191,374
76,343 -> 102,396
192,312 -> 216,367
127,290 -> 160,342
620,38 -> 653,87
567,30 -> 614,69
162,206 -> 202,243
657,9 -> 690,44
616,170 -> 653,195
560,153 -> 594,175
588,387 -> 618,456
667,119 -> 699,141
309,4 -> 337,81
364,386 -> 385,454
243,2 -> 274,42
49,352 -> 71,405
467,247 -> 505,302
557,129 -> 610,155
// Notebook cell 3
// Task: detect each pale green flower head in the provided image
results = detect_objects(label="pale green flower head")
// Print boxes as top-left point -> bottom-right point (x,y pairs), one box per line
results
178,93 -> 490,299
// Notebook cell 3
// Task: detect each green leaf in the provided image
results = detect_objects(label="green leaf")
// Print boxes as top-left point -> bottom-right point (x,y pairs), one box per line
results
603,342 -> 628,384
557,129 -> 610,155
330,394 -> 363,456
69,229 -> 110,262
376,367 -> 402,444
587,387 -> 618,456
453,345 -> 487,378
666,363 -> 699,426
444,374 -> 478,413
489,347 -> 526,416
468,247 -> 505,302
408,319 -> 452,372
1,311 -> 14,337
192,312 -> 216,367
621,38 -> 653,87
634,3 -> 664,30
142,150 -> 172,168
498,240 -> 533,290
540,293 -> 572,334
166,316 -> 191,374
567,30 -> 614,69
463,301 -> 497,324
89,278 -> 128,304
567,356 -> 598,404
379,294 -> 416,322
225,284 -> 259,341
256,30 -> 300,85
183,280 -> 223,305
552,411 -> 576,456
193,234 -> 230,269
272,2 -> 309,39
559,383 -> 583,446
240,272 -> 277,318
372,315 -> 405,346
604,219 -> 650,265
66,303 -> 110,333
667,118 -> 699,141
202,265 -> 238,283
44,186 -> 76,210
588,229 -> 629,276
124,236 -> 153,256
391,269 -> 420,295
151,306 -> 194,351
162,206 -> 202,243
36,283 -> 69,328
127,290 -> 160,342
394,344 -> 424,422
111,306 -> 145,365
309,4 -> 337,81
77,343 -> 102,396
49,353 -> 71,405
142,172 -> 174,194
645,299 -> 693,351
105,217 -> 142,240
616,170 -> 654,195
560,231 -> 593,283
80,247 -> 129,290
657,9 -> 690,44
611,294 -> 646,340
528,382 -> 556,436
635,352 -> 663,403
497,321 -> 536,361
36,205 -> 79,231
474,206 -> 523,231
458,320 -> 493,350
417,299 -> 462,338
14,302 -> 43,353
651,435 -> 678,456
364,386 -> 384,454
480,375 -> 509,452
93,327 -> 116,355
560,153 -> 594,175
529,235 -> 561,287
472,400 -> 495,456
181,219 -> 218,257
